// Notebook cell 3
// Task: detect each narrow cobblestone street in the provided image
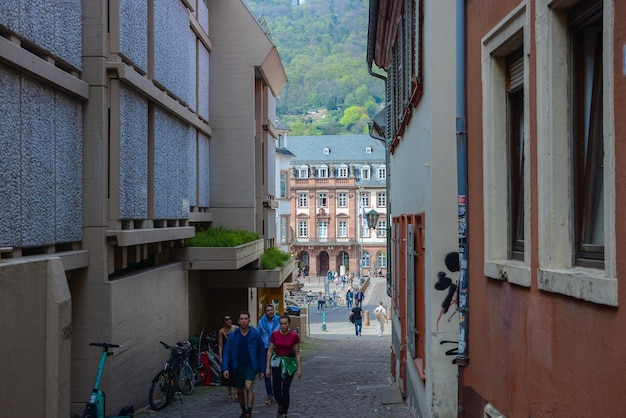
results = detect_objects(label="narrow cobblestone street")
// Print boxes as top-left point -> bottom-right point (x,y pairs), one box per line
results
135,277 -> 413,417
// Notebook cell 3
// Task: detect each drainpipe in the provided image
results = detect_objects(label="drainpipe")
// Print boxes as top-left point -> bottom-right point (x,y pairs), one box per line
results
456,0 -> 469,416
456,0 -> 468,364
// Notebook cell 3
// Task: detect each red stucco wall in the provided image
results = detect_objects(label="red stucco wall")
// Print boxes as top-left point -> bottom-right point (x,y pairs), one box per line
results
463,0 -> 626,416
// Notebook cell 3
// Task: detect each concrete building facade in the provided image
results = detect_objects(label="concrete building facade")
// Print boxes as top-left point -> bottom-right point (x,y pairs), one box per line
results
0,1 -> 292,416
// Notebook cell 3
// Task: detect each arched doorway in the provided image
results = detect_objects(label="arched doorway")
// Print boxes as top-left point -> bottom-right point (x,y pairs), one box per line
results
318,251 -> 329,276
337,251 -> 350,276
297,251 -> 310,277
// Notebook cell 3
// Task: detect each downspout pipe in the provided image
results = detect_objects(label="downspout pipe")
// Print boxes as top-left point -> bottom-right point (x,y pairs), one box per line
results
456,0 -> 469,366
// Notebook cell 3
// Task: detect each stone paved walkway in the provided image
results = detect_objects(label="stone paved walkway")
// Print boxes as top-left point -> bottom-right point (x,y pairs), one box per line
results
135,277 -> 412,417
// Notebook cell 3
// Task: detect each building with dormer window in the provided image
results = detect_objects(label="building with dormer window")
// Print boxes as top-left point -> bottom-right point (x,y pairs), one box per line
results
288,135 -> 387,279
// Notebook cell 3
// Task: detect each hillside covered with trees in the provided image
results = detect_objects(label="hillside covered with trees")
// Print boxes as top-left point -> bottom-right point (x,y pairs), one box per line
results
246,0 -> 385,135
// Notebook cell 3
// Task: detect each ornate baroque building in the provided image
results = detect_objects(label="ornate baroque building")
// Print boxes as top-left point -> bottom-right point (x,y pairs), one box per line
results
287,135 -> 387,279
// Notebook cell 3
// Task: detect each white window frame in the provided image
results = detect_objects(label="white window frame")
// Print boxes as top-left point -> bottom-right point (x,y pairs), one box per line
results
377,251 -> 387,268
337,192 -> 347,208
318,192 -> 327,207
481,3 -> 531,287
318,165 -> 328,178
535,0 -> 616,306
280,216 -> 288,244
338,165 -> 348,178
280,172 -> 287,198
361,166 -> 370,179
377,220 -> 386,237
338,221 -> 347,237
298,221 -> 307,237
298,166 -> 309,178
361,193 -> 370,208
365,146 -> 372,154
318,221 -> 328,241
377,192 -> 386,207
377,166 -> 386,180
298,193 -> 308,208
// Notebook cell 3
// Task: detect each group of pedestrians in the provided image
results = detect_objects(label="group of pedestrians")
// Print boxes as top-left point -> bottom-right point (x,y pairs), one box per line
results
218,305 -> 302,418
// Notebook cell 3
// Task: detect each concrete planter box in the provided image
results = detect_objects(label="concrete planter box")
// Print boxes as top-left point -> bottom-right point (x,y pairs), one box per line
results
251,256 -> 297,287
173,239 -> 264,270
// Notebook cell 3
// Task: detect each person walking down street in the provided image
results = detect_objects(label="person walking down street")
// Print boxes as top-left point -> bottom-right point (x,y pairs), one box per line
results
346,288 -> 354,308
355,289 -> 364,307
222,311 -> 266,418
351,305 -> 363,336
317,291 -> 325,312
258,304 -> 280,405
265,314 -> 302,418
373,302 -> 387,337
218,313 -> 238,401
331,290 -> 338,309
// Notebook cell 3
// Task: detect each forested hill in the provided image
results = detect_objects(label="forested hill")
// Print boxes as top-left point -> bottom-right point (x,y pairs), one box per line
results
245,0 -> 385,135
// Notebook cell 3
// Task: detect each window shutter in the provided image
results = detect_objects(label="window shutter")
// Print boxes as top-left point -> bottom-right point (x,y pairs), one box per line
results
508,56 -> 523,90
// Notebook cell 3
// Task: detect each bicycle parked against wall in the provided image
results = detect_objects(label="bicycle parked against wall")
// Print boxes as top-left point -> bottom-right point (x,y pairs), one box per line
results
148,341 -> 195,411
81,342 -> 134,418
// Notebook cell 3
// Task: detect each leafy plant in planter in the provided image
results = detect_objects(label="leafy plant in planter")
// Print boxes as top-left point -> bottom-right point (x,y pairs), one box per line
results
260,247 -> 291,270
184,226 -> 260,247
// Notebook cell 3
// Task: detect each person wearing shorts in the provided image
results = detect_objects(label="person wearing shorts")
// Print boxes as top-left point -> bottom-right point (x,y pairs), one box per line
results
222,311 -> 266,418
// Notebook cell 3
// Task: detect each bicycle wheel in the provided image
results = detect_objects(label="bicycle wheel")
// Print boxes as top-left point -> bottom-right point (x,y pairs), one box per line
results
149,370 -> 175,410
177,363 -> 195,395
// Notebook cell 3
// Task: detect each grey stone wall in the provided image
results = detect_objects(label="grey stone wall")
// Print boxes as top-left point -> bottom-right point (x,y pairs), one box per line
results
119,0 -> 148,72
199,44 -> 210,120
0,1 -> 82,70
153,106 -> 190,219
198,132 -> 210,207
119,84 -> 148,220
154,0 -> 192,107
0,64 -> 82,248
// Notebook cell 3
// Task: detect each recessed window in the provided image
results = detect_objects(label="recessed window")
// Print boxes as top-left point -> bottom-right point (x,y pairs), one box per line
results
298,193 -> 308,208
298,221 -> 307,237
280,172 -> 287,198
338,165 -> 348,178
361,193 -> 370,208
318,165 -> 328,178
337,192 -> 347,208
570,1 -> 604,266
365,146 -> 372,154
361,166 -> 370,180
535,0 -> 615,306
338,221 -> 347,237
506,49 -> 525,260
481,3 -> 530,287
323,147 -> 330,154
298,166 -> 309,178
377,220 -> 387,237
318,193 -> 327,207
318,221 -> 328,241
377,192 -> 386,207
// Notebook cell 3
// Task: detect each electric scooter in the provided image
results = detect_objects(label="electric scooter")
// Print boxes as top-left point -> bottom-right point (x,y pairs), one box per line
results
81,342 -> 134,418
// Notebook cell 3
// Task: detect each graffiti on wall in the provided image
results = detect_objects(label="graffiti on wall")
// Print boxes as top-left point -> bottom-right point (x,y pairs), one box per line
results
436,252 -> 459,363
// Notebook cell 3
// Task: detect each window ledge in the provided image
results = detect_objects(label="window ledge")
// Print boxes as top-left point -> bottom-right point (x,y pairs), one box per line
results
485,259 -> 530,287
538,267 -> 617,307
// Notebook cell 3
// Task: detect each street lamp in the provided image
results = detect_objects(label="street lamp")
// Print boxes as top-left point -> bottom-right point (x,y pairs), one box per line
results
366,209 -> 380,231
363,209 -> 380,277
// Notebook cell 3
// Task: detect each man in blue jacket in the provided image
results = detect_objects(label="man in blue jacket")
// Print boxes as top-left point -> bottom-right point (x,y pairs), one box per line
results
222,311 -> 266,418
258,304 -> 280,405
